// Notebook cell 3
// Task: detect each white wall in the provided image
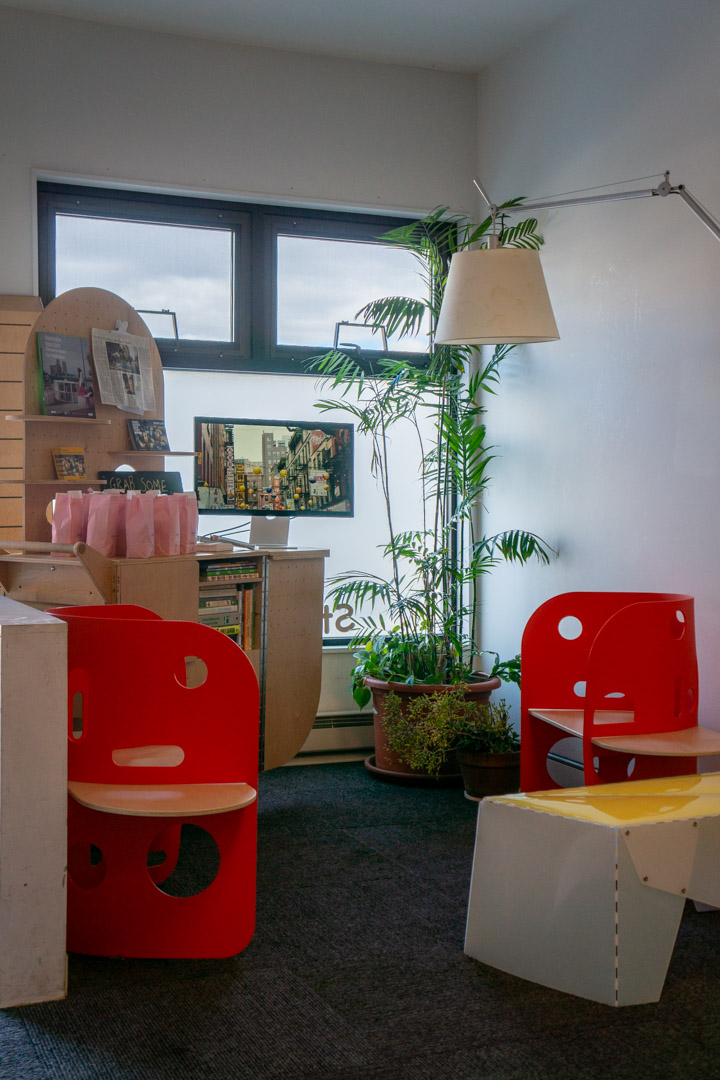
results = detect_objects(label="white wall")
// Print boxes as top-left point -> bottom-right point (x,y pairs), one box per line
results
0,6 -> 477,295
476,0 -> 720,725
0,6 -> 477,743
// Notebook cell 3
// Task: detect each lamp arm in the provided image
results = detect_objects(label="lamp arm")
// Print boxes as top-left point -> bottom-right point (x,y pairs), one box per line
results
674,185 -> 720,242
474,173 -> 720,243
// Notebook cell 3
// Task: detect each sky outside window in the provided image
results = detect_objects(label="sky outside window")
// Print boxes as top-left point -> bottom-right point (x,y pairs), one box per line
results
276,235 -> 429,351
55,215 -> 234,341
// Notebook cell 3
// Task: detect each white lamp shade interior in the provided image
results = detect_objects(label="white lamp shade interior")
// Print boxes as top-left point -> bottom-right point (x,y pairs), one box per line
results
435,247 -> 559,345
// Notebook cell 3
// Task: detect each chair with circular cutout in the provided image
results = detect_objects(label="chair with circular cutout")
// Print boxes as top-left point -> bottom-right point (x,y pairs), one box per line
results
520,591 -> 720,790
49,603 -> 259,958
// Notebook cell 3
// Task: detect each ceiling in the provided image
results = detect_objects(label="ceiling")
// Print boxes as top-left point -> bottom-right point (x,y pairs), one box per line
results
1,0 -> 588,73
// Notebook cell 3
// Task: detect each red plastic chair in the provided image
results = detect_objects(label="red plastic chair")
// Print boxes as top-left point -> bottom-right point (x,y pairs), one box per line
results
521,592 -> 720,790
49,604 -> 259,959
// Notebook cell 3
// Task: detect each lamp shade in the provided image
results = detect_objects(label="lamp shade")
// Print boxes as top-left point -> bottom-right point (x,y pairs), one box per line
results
435,247 -> 559,345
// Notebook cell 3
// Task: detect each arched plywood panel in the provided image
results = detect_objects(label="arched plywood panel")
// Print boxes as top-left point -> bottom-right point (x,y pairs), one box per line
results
19,289 -> 166,542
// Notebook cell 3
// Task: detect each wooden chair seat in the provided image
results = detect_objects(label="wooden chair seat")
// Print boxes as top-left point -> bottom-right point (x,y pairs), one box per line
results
68,780 -> 257,817
529,709 -> 720,757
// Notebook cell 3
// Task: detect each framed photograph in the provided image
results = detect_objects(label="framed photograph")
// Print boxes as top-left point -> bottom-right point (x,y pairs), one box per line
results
52,446 -> 86,479
127,418 -> 170,451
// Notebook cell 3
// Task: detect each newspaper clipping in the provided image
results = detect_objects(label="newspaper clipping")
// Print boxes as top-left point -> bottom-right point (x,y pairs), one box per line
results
91,329 -> 156,414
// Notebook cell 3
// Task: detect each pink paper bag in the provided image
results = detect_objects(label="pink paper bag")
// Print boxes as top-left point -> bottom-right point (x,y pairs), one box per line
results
86,492 -> 122,557
51,491 -> 85,545
173,492 -> 199,554
125,493 -> 155,559
153,494 -> 180,557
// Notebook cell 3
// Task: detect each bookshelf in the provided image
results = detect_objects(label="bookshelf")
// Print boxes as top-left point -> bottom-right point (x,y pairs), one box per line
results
197,547 -> 328,770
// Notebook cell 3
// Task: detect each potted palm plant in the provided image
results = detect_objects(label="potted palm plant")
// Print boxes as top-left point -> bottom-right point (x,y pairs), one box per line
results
311,205 -> 551,781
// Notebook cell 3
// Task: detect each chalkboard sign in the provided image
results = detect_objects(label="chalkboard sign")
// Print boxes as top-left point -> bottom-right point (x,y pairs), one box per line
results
98,471 -> 183,494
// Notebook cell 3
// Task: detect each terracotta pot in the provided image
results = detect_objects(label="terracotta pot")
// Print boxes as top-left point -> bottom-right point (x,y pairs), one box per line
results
456,747 -> 521,801
364,674 -> 502,782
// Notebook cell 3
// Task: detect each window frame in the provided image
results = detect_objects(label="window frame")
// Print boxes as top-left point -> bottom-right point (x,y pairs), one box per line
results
37,182 -> 424,375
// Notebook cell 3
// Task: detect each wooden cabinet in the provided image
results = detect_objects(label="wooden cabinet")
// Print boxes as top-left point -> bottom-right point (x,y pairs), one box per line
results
0,544 -> 327,769
198,547 -> 328,770
0,542 -> 199,621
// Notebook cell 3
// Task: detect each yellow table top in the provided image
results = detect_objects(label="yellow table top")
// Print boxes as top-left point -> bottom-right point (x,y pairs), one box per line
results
491,772 -> 720,826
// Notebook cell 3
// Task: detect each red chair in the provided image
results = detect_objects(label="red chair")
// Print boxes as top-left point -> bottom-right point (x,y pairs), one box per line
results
49,604 -> 259,959
521,592 -> 720,790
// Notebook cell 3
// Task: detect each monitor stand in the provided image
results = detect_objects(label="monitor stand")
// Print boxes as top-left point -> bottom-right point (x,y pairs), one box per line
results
248,516 -> 294,549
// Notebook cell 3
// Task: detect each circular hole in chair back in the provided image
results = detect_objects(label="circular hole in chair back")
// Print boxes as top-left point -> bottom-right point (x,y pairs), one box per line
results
175,656 -> 209,688
68,841 -> 107,889
148,823 -> 220,897
558,615 -> 583,640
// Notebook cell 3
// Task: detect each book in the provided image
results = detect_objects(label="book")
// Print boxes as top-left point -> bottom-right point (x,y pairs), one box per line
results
127,418 -> 170,451
198,611 -> 241,628
38,332 -> 96,418
52,446 -> 86,479
242,585 -> 255,650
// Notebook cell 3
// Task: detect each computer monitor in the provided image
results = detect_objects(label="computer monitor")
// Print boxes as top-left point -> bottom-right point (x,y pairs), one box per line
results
194,416 -> 354,517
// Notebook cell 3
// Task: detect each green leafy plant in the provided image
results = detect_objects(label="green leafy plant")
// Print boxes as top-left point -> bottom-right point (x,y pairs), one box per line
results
382,687 -> 466,779
311,205 -> 553,708
382,687 -> 519,780
452,697 -> 520,755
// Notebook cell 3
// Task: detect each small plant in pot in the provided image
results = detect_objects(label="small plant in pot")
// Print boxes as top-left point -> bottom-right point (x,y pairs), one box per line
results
311,204 -> 551,781
381,685 -> 521,798
452,696 -> 521,801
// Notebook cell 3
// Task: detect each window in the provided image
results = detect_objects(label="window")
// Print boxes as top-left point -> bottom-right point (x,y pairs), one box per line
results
55,214 -> 235,341
38,183 -> 427,374
38,183 -> 432,643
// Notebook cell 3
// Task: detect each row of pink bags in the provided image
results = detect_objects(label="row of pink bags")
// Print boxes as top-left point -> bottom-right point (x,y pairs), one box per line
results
52,490 -> 199,558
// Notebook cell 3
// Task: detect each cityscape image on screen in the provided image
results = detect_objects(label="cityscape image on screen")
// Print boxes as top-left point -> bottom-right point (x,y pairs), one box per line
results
194,416 -> 354,517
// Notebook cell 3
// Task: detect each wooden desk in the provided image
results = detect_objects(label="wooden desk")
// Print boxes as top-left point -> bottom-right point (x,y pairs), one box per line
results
0,541 -> 329,770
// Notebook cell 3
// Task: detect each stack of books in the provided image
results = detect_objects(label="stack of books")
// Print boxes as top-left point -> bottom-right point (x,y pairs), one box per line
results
198,587 -> 239,631
198,583 -> 256,650
199,559 -> 260,584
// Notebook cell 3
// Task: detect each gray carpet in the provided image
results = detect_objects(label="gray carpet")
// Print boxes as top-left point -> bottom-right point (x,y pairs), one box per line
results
3,761 -> 720,1079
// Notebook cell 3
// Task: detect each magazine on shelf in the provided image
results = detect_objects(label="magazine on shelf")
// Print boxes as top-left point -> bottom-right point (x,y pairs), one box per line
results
38,332 -> 96,418
126,418 -> 170,451
52,446 -> 86,479
91,328 -> 155,414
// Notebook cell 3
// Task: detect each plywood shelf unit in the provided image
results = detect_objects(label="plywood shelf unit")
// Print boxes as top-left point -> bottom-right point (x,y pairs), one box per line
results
106,450 -> 195,457
14,287 -> 177,543
0,479 -> 109,487
197,547 -> 329,770
0,296 -> 45,542
6,414 -> 112,425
